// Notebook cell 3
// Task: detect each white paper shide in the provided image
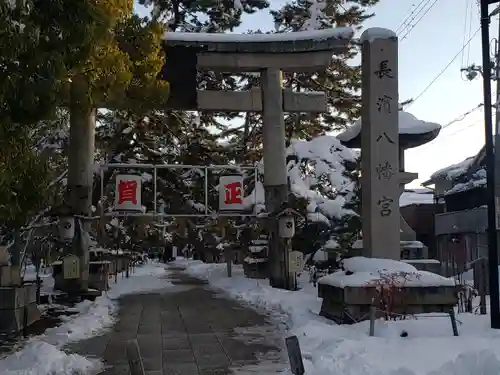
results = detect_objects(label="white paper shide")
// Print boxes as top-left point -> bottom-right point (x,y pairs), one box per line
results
114,174 -> 142,211
219,175 -> 244,212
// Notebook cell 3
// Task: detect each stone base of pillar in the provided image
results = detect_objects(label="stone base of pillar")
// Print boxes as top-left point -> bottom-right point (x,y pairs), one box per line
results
0,266 -> 22,287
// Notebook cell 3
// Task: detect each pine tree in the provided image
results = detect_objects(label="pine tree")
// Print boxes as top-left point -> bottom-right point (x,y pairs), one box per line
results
272,0 -> 379,135
140,0 -> 269,32
0,124 -> 50,230
334,156 -> 361,249
0,0 -> 124,124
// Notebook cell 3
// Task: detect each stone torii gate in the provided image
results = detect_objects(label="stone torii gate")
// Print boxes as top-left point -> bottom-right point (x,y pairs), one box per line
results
161,27 -> 401,288
51,27 -> 400,295
161,29 -> 355,289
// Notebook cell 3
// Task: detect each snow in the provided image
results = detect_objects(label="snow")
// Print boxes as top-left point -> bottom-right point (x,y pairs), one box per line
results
400,189 -> 435,207
324,239 -> 339,249
429,156 -> 475,181
233,0 -> 244,11
1,261 -> 172,375
312,249 -> 329,263
337,111 -> 441,143
319,257 -> 453,288
163,27 -> 354,43
445,168 -> 486,195
244,256 -> 266,264
302,0 -> 326,31
360,27 -> 397,42
244,135 -> 358,223
402,259 -> 440,264
178,258 -> 500,375
400,240 -> 425,249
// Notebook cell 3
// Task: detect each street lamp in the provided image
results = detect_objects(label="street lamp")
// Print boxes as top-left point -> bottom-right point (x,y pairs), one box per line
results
480,0 -> 500,329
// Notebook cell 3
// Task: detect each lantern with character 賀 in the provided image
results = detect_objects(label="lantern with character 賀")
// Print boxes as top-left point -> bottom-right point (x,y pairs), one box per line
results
114,174 -> 142,211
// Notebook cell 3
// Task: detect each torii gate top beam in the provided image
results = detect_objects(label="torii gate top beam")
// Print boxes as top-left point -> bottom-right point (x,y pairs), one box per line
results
162,27 -> 354,53
162,27 -> 354,72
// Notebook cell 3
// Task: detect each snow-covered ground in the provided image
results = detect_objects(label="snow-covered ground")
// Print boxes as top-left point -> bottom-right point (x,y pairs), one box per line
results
1,261 -> 172,375
177,258 -> 500,375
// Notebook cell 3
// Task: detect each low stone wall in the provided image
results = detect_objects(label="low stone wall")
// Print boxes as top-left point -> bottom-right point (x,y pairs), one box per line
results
88,261 -> 111,291
318,283 -> 457,324
53,260 -> 114,292
243,261 -> 268,279
0,283 -> 40,333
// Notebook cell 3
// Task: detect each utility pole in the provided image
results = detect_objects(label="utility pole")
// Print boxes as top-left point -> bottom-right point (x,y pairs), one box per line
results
480,0 -> 500,329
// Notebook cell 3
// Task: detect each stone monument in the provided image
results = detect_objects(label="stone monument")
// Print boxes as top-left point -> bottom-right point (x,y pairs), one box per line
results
360,28 -> 400,260
317,29 -> 457,324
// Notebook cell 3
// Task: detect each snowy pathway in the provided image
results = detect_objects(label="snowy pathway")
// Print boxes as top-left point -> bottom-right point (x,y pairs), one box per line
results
67,265 -> 285,375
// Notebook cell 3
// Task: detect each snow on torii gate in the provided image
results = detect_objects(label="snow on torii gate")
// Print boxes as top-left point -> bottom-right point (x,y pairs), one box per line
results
105,27 -> 400,290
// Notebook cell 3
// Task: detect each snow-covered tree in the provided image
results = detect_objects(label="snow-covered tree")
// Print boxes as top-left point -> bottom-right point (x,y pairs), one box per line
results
272,0 -> 379,134
244,135 -> 360,254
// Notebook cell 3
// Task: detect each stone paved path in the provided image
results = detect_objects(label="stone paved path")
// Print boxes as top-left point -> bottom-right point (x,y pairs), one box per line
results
67,265 -> 285,375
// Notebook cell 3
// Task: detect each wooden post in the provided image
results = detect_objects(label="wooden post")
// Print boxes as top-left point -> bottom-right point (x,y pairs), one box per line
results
369,306 -> 376,336
449,309 -> 459,336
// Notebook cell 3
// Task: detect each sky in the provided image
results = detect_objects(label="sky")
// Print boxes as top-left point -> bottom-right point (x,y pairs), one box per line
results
135,0 -> 496,188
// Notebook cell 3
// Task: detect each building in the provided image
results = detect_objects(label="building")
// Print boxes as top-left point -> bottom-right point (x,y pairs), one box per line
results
423,146 -> 488,276
400,189 -> 444,259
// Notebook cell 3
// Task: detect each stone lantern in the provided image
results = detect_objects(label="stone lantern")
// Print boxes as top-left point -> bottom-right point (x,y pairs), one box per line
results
337,110 -> 441,258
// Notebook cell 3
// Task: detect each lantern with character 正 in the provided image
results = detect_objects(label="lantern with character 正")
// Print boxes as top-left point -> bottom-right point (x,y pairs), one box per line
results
218,174 -> 244,212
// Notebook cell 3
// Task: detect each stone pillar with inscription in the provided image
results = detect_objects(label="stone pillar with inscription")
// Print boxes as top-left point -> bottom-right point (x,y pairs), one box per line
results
360,28 -> 400,260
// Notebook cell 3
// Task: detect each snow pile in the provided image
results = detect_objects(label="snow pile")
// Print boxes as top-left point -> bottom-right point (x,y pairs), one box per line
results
0,261 -> 171,375
429,156 -> 475,182
337,111 -> 441,143
244,135 -> 358,223
318,257 -> 454,288
178,258 -> 500,375
445,168 -> 486,196
400,189 -> 435,207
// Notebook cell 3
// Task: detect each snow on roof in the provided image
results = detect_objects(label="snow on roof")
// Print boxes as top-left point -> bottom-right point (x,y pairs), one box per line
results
163,27 -> 354,43
400,189 -> 435,207
243,135 -> 357,223
445,168 -> 486,196
318,256 -> 454,288
337,111 -> 441,143
429,156 -> 475,181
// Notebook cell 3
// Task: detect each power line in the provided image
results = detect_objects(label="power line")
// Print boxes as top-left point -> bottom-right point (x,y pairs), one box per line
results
399,0 -> 440,41
461,0 -> 475,67
395,0 -> 430,35
408,27 -> 481,107
441,103 -> 484,129
445,121 -> 481,137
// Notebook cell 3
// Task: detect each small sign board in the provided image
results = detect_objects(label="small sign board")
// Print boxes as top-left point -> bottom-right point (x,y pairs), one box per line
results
63,255 -> 80,280
288,251 -> 304,273
285,335 -> 305,375
219,175 -> 244,212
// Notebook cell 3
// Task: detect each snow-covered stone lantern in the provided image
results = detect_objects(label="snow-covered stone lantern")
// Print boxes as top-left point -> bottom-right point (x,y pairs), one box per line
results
337,110 -> 442,259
